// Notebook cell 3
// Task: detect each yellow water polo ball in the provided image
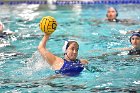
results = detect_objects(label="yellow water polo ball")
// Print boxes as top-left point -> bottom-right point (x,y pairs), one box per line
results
39,16 -> 57,35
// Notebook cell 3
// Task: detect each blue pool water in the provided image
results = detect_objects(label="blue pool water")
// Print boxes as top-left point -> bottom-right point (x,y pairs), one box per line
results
0,4 -> 140,93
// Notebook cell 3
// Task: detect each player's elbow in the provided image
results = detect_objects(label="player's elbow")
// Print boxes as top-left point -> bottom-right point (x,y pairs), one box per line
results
38,45 -> 43,51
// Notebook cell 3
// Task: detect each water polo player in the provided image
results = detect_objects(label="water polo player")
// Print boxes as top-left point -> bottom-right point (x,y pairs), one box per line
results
106,7 -> 140,26
38,16 -> 88,76
106,7 -> 120,22
128,32 -> 140,55
0,21 -> 14,38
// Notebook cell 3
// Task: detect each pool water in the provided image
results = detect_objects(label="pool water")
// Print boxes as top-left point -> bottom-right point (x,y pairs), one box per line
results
0,4 -> 140,93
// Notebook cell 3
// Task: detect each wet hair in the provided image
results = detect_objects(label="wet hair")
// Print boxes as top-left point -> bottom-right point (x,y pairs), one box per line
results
62,40 -> 79,54
106,7 -> 118,17
130,32 -> 140,43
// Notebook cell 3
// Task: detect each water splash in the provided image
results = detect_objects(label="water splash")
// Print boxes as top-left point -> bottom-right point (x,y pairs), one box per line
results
12,51 -> 53,80
27,51 -> 52,70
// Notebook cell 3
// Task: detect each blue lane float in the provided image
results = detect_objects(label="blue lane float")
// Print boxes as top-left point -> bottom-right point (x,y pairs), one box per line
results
0,0 -> 140,5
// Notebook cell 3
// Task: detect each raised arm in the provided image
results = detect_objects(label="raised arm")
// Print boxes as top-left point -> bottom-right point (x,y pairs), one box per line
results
38,34 -> 60,66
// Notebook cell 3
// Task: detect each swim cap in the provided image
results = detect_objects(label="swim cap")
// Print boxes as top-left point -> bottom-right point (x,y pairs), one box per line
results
106,7 -> 118,17
62,40 -> 78,53
130,32 -> 140,43
131,32 -> 140,37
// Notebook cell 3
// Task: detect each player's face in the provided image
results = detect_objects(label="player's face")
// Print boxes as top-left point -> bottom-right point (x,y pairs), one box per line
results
107,7 -> 117,20
66,42 -> 79,61
131,36 -> 140,49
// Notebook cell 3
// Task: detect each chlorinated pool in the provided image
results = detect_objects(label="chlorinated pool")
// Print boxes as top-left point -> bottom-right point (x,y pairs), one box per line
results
0,3 -> 140,93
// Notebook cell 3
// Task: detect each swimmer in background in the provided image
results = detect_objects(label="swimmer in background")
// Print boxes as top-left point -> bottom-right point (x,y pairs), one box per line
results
89,7 -> 119,26
0,21 -> 11,46
82,6 -> 140,27
89,32 -> 140,58
106,32 -> 140,56
38,33 -> 88,76
105,7 -> 120,22
128,32 -> 140,55
109,32 -> 140,55
0,21 -> 14,38
80,7 -> 120,26
106,7 -> 140,25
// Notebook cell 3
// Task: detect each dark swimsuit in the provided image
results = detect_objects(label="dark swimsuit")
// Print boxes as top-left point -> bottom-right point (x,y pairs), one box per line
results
0,32 -> 8,39
128,49 -> 140,55
114,19 -> 120,23
108,19 -> 120,23
55,59 -> 84,76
